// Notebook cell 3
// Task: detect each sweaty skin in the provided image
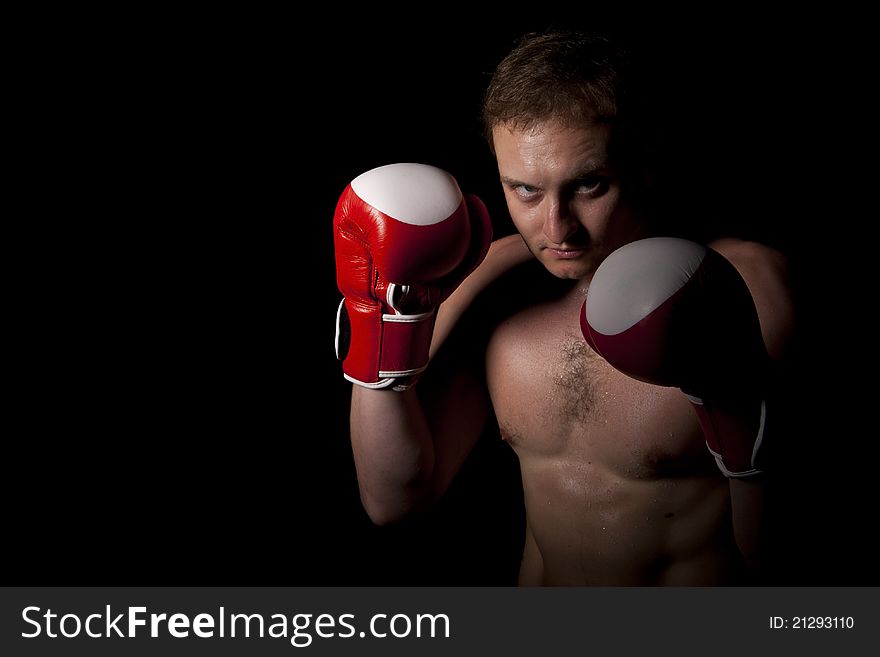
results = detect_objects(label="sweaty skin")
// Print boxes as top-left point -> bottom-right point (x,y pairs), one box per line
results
349,120 -> 792,585
491,252 -> 742,584
422,122 -> 792,585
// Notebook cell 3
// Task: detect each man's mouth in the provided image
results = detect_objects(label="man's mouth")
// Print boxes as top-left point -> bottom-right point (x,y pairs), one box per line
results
545,247 -> 588,259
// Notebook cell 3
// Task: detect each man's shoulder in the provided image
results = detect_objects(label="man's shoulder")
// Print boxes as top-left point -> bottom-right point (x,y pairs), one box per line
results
708,237 -> 795,362
708,237 -> 792,309
709,237 -> 789,274
431,235 -> 540,356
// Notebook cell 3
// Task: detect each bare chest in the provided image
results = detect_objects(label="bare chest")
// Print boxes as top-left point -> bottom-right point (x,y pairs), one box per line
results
485,301 -> 711,479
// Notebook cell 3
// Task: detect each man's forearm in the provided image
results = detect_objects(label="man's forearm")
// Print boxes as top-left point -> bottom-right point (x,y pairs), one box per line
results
350,385 -> 436,525
729,477 -> 766,575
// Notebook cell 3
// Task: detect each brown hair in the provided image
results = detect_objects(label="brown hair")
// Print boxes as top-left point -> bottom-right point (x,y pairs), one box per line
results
482,32 -> 646,163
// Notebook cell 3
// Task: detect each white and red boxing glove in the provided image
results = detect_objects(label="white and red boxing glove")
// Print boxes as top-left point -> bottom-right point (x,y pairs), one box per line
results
580,237 -> 770,477
334,163 -> 492,390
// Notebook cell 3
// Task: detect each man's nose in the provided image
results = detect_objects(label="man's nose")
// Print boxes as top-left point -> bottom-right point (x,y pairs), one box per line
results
542,198 -> 579,245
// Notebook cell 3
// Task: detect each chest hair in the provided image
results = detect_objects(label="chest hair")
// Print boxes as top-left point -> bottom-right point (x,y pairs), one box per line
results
550,332 -> 609,425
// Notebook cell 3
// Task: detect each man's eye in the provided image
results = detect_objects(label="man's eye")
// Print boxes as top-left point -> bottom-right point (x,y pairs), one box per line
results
575,178 -> 606,195
514,184 -> 539,199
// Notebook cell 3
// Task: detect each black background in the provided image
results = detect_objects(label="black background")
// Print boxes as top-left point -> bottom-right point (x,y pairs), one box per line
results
10,10 -> 875,585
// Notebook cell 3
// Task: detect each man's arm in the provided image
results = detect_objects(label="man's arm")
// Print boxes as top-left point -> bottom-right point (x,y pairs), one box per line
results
334,163 -> 491,524
349,356 -> 489,525
349,235 -> 533,525
580,236 -> 796,573
712,239 -> 795,572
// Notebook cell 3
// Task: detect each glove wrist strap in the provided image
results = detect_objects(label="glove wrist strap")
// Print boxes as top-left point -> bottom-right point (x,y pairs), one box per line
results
337,298 -> 436,390
687,394 -> 766,478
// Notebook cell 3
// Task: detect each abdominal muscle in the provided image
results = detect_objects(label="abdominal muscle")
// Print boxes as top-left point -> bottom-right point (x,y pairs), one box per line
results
517,455 -> 744,586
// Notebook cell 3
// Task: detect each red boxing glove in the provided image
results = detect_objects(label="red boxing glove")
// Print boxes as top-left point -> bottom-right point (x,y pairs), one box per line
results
580,237 -> 769,477
334,163 -> 492,390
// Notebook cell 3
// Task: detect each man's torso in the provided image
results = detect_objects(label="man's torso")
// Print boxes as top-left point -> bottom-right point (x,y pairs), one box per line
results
477,254 -> 748,585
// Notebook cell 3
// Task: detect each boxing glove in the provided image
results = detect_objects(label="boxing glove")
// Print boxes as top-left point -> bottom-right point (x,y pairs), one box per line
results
580,237 -> 769,477
334,163 -> 492,390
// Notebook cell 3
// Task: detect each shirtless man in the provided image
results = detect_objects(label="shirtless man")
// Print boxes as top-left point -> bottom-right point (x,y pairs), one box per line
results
334,33 -> 794,585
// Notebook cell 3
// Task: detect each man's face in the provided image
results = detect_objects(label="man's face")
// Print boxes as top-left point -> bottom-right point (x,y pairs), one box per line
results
493,120 -> 649,280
